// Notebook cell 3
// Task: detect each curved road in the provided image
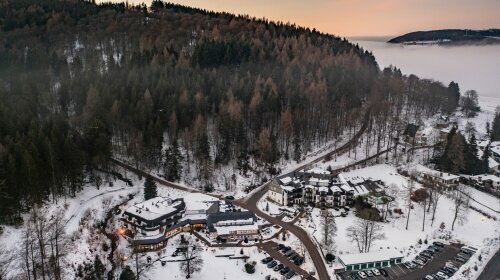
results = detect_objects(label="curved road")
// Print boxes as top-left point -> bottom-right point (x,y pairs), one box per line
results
111,108 -> 372,280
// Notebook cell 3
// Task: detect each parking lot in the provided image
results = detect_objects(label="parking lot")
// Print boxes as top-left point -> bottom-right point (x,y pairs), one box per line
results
339,243 -> 463,280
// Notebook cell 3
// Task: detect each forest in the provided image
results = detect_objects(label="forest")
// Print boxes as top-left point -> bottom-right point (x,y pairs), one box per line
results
0,0 -> 461,224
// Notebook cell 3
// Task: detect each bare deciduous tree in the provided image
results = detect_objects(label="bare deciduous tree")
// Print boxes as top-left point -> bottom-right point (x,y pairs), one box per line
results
451,185 -> 470,230
0,248 -> 15,280
177,236 -> 203,279
320,209 -> 337,254
346,218 -> 385,253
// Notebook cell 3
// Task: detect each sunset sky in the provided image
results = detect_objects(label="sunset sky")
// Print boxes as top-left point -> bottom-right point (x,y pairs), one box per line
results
116,0 -> 500,37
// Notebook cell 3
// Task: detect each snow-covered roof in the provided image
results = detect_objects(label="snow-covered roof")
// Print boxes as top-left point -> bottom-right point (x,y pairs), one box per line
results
477,140 -> 490,149
340,184 -> 354,192
351,185 -> 370,196
183,193 -> 219,212
330,185 -> 342,192
416,165 -> 460,181
345,176 -> 366,185
305,167 -> 330,175
318,186 -> 329,192
279,177 -> 292,185
282,186 -> 296,192
213,223 -> 259,235
491,145 -> 500,156
489,158 -> 499,169
215,217 -> 254,227
339,250 -> 403,266
472,174 -> 500,182
124,197 -> 183,221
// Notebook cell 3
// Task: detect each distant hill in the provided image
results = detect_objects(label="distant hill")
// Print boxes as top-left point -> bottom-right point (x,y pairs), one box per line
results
388,29 -> 500,45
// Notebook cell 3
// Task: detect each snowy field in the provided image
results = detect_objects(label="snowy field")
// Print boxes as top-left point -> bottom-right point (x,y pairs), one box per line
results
141,234 -> 298,280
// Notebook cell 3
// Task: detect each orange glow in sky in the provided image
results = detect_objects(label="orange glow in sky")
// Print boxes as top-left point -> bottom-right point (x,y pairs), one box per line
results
116,0 -> 500,37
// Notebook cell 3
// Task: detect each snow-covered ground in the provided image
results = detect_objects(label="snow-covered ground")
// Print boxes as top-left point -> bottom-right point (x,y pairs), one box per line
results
139,234 -> 295,280
297,164 -> 499,279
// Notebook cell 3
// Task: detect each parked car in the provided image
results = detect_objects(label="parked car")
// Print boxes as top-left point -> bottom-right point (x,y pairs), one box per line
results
261,257 -> 273,264
274,263 -> 284,271
404,261 -> 417,269
445,263 -> 458,271
454,257 -> 467,263
285,270 -> 296,279
285,250 -> 295,257
372,268 -> 381,276
442,267 -> 455,275
294,257 -> 304,265
357,271 -> 368,279
366,270 -> 374,277
277,244 -> 285,250
340,212 -> 348,217
280,267 -> 290,275
413,259 -> 425,266
457,253 -> 470,259
433,241 -> 445,247
267,261 -> 278,268
430,245 -> 442,251
420,252 -> 432,259
424,276 -> 434,280
225,195 -> 234,200
437,271 -> 449,279
424,249 -> 435,255
282,246 -> 291,253
379,268 -> 388,277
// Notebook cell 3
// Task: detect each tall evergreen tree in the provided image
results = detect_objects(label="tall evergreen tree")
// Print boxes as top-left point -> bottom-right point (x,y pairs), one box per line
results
143,177 -> 157,200
491,113 -> 500,141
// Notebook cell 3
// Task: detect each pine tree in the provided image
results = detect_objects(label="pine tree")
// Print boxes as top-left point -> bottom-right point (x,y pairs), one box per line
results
93,255 -> 106,279
491,113 -> 500,141
164,139 -> 183,181
464,134 -> 481,175
119,266 -> 135,280
144,177 -> 157,200
482,144 -> 491,173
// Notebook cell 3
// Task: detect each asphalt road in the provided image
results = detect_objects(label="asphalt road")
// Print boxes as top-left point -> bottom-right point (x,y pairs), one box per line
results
235,186 -> 328,280
477,249 -> 500,280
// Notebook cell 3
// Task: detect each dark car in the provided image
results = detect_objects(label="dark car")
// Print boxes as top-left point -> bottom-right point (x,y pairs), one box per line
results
282,246 -> 291,253
280,267 -> 290,275
274,263 -> 284,271
267,260 -> 278,268
285,270 -> 296,279
261,257 -> 273,264
225,195 -> 234,200
277,244 -> 285,250
294,257 -> 304,265
420,252 -> 432,259
433,241 -> 445,247
379,268 -> 388,277
285,250 -> 295,257
423,249 -> 435,255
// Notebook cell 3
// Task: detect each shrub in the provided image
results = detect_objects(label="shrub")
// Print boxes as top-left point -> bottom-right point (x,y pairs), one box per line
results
245,263 -> 255,274
325,253 -> 335,262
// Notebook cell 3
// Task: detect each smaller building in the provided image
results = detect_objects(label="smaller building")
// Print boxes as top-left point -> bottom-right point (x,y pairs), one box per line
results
338,250 -> 403,272
206,211 -> 259,242
470,174 -> 500,190
422,171 -> 460,189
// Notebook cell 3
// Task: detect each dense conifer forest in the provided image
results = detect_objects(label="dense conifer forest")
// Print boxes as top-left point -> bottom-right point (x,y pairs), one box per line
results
0,0 -> 460,223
